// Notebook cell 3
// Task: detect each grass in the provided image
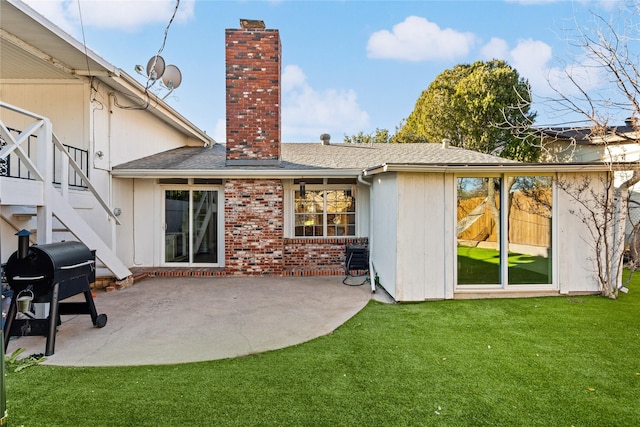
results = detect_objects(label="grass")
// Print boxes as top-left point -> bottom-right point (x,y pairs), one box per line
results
6,274 -> 640,426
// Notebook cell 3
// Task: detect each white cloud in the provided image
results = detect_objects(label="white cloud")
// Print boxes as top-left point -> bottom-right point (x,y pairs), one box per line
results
367,16 -> 476,62
22,0 -> 76,33
477,36 -> 605,124
204,66 -> 370,143
24,0 -> 194,33
281,65 -> 370,142
480,37 -> 553,93
480,37 -> 510,60
281,65 -> 306,92
479,37 -> 603,98
509,39 -> 554,91
546,57 -> 603,96
213,118 -> 226,144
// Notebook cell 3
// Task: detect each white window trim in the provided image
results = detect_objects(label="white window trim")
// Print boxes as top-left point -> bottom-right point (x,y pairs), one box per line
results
283,179 -> 363,238
159,181 -> 224,267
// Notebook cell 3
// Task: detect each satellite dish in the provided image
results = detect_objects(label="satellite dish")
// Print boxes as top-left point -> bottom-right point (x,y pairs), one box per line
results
146,55 -> 165,80
162,65 -> 182,89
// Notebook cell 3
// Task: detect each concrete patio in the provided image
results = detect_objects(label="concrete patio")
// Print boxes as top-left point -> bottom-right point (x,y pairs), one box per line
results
5,275 -> 391,367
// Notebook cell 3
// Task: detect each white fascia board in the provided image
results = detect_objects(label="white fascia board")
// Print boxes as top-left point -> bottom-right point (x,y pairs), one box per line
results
111,168 -> 363,179
363,162 -> 626,175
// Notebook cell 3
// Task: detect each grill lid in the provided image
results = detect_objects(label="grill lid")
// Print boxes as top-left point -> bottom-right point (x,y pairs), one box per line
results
6,241 -> 94,286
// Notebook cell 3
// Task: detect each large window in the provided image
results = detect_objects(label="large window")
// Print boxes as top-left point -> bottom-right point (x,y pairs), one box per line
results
456,175 -> 552,287
294,188 -> 356,237
507,176 -> 552,285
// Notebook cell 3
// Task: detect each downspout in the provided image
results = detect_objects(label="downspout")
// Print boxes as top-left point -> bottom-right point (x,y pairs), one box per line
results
358,172 -> 376,293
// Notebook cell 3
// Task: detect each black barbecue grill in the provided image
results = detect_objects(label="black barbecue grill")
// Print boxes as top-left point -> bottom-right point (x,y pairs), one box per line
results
3,231 -> 107,356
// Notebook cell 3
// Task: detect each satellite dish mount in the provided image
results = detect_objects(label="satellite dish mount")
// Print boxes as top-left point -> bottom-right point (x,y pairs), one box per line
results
136,55 -> 182,99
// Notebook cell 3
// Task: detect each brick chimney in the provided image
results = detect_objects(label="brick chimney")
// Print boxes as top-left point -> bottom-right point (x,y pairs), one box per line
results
225,20 -> 281,166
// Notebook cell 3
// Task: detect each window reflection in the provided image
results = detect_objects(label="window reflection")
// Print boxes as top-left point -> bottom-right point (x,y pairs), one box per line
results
457,177 -> 501,284
507,176 -> 552,284
165,189 -> 218,264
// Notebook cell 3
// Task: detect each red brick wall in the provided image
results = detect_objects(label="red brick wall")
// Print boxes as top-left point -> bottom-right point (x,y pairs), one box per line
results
283,238 -> 368,275
225,27 -> 281,162
224,179 -> 284,275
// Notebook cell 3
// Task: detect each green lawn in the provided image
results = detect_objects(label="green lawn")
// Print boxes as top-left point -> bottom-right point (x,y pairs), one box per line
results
5,274 -> 640,426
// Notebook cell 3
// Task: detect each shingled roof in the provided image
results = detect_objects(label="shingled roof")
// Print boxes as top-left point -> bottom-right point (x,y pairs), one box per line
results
537,124 -> 639,145
112,142 -> 517,176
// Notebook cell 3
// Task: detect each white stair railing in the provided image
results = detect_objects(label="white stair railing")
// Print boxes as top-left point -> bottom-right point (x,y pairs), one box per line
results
0,101 -> 130,279
51,132 -> 120,225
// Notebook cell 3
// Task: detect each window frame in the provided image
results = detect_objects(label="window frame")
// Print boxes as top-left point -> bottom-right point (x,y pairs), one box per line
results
454,172 -> 557,292
159,180 -> 224,267
288,180 -> 358,238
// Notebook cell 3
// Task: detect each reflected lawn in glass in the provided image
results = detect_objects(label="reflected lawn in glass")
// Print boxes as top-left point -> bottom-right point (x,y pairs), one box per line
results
457,246 -> 500,284
458,246 -> 550,285
508,252 -> 551,284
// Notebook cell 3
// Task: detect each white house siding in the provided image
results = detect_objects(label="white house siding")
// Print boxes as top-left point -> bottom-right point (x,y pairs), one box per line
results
356,183 -> 370,239
0,179 -> 43,259
556,171 -> 606,294
100,100 -> 197,168
0,83 -> 89,151
118,178 -> 158,268
394,173 -> 450,301
112,177 -> 134,267
545,141 -> 640,163
370,170 -> 609,302
370,173 -> 399,299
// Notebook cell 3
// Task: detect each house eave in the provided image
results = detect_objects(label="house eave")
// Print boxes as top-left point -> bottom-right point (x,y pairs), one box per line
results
2,1 -> 119,78
2,0 -> 214,148
111,168 -> 364,179
363,162 -> 633,175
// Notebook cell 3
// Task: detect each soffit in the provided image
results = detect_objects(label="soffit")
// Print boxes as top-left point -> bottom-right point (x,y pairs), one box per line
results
0,37 -> 74,80
0,0 -> 116,81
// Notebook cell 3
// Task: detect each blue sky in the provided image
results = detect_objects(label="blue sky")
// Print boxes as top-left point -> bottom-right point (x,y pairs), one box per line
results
24,0 -> 626,143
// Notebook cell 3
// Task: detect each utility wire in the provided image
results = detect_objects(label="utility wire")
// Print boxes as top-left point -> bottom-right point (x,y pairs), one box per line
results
76,0 -> 92,77
145,0 -> 181,92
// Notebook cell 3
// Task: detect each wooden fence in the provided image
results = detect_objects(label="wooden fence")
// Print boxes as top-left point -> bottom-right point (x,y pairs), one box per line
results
457,191 -> 551,247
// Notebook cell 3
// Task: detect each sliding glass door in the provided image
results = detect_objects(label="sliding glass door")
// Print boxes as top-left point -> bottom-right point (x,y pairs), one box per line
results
456,175 -> 553,288
164,189 -> 219,265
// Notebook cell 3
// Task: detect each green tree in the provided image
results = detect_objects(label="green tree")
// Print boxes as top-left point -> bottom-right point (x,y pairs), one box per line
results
395,60 -> 538,161
343,128 -> 391,144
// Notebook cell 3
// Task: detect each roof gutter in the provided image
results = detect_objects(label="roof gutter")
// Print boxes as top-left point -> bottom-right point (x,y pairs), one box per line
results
111,168 -> 364,179
363,162 -> 631,176
357,172 -> 372,187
